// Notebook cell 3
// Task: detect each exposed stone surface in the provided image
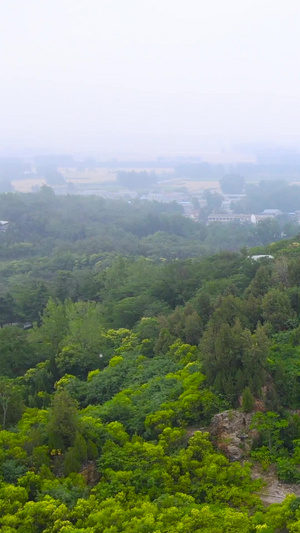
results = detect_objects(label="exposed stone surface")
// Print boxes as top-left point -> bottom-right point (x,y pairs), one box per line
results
209,410 -> 255,461
251,464 -> 300,505
209,410 -> 300,505
80,462 -> 99,485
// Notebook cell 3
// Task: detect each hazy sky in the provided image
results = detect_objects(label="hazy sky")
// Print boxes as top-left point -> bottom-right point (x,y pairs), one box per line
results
1,0 -> 300,156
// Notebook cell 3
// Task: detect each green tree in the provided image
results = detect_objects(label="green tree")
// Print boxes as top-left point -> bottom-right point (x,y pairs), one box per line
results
245,265 -> 273,298
262,288 -> 295,331
251,411 -> 288,453
201,320 -> 268,401
0,377 -> 24,428
242,387 -> 254,412
0,326 -> 37,377
47,390 -> 78,451
220,173 -> 245,194
0,292 -> 16,325
29,298 -> 69,363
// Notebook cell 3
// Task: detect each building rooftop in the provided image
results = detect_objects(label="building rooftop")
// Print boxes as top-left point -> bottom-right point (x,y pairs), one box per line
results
262,209 -> 282,216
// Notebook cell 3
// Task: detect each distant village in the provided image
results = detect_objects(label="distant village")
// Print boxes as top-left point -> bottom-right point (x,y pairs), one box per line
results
17,177 -> 300,226
63,185 -> 298,226
4,156 -> 300,226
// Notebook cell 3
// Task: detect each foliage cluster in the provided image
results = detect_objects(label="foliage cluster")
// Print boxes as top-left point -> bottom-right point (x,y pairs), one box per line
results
1,191 -> 300,530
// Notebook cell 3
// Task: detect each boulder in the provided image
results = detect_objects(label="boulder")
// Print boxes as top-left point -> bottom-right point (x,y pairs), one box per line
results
209,410 -> 254,461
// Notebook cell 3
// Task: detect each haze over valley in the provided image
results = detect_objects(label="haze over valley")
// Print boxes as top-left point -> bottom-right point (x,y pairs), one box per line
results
2,2 -> 300,532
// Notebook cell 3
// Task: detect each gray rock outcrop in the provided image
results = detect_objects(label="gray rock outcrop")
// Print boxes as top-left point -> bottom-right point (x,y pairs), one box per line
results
209,410 -> 255,461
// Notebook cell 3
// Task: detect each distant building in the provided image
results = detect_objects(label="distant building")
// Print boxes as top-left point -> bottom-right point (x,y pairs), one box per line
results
223,194 -> 247,202
207,212 -> 279,225
142,192 -> 187,203
292,211 -> 300,224
250,255 -> 274,261
207,214 -> 252,223
251,214 -> 276,223
179,201 -> 199,219
262,209 -> 282,216
221,193 -> 246,211
0,221 -> 9,232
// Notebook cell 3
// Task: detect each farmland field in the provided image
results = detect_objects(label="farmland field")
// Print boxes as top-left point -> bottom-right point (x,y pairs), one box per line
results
11,168 -> 221,195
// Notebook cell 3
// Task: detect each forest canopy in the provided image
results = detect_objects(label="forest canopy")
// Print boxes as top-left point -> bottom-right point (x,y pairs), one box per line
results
1,190 -> 300,531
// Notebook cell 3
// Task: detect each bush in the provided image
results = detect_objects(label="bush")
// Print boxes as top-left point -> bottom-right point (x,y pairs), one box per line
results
276,458 -> 300,483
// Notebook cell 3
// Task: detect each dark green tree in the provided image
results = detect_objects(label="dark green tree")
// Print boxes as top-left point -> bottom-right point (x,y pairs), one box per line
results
48,390 -> 78,451
220,173 -> 245,194
242,387 -> 255,412
262,288 -> 295,331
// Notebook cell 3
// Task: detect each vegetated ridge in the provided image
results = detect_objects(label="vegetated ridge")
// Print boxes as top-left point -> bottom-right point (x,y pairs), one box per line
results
2,191 -> 300,530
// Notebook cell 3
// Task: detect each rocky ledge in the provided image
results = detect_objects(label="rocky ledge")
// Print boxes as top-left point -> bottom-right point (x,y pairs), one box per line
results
209,410 -> 255,461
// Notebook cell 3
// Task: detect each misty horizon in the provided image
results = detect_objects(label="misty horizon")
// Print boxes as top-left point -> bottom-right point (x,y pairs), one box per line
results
2,0 -> 300,156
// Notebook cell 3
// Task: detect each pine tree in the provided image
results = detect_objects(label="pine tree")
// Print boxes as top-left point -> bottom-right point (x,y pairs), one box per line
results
48,390 -> 78,451
242,387 -> 254,413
